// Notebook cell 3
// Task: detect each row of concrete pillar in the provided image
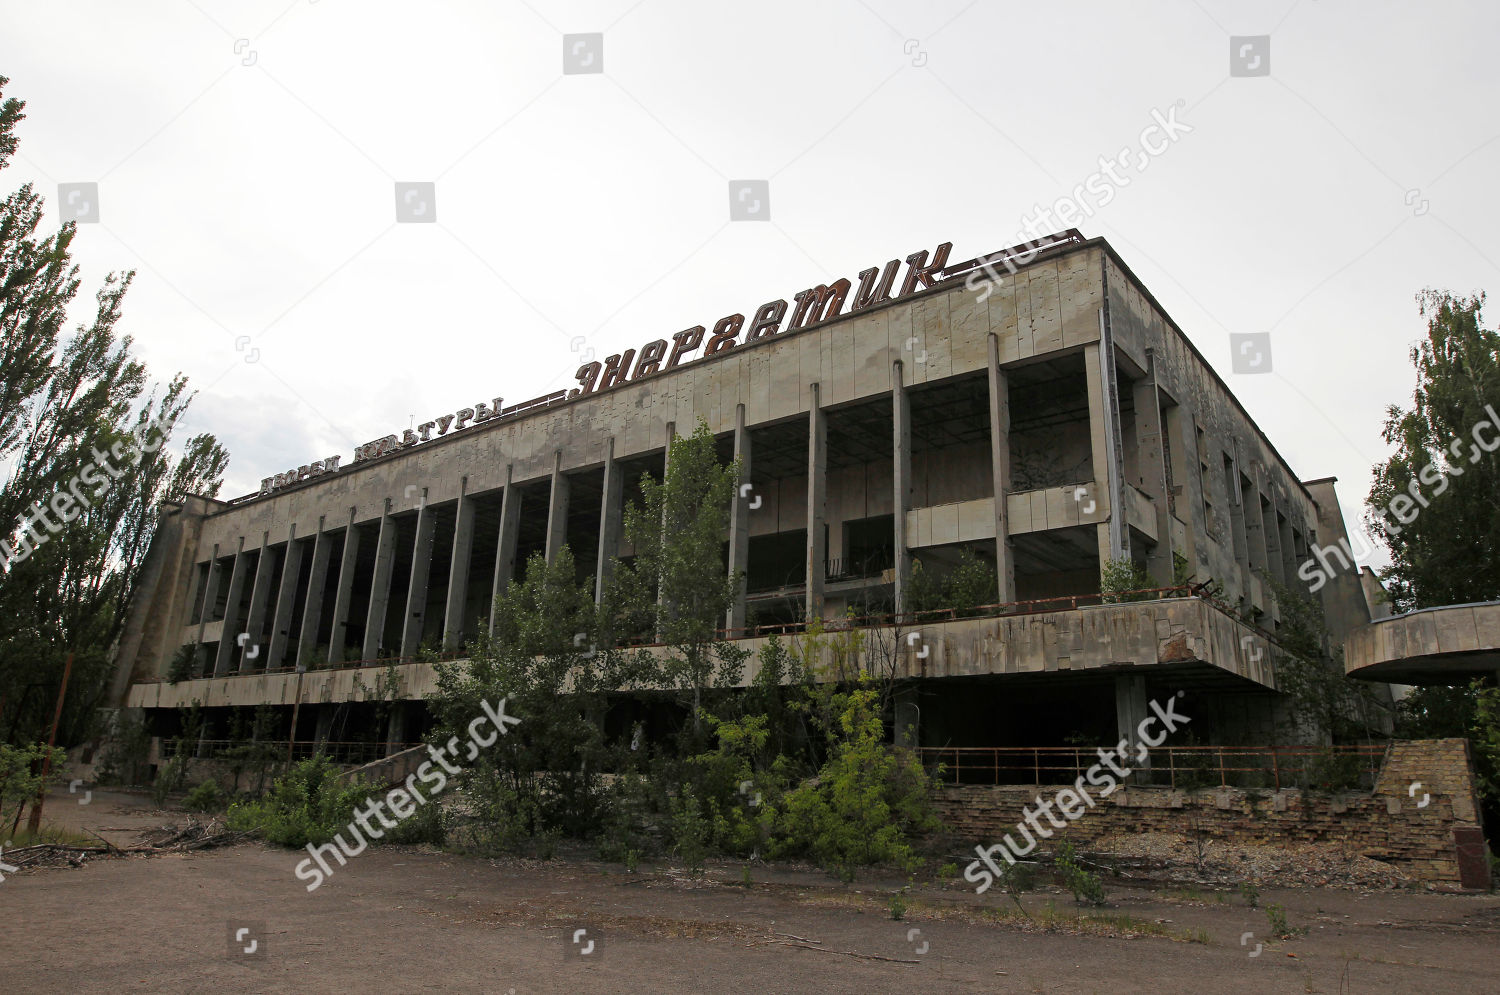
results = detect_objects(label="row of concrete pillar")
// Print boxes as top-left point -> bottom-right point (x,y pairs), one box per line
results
193,331 -> 1158,675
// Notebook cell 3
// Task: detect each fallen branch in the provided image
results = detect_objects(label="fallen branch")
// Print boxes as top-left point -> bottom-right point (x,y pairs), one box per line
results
774,940 -> 917,964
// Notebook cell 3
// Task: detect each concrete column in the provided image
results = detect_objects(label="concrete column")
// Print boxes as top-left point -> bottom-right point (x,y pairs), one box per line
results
267,525 -> 305,668
401,491 -> 436,657
443,479 -> 476,651
363,499 -> 397,662
213,538 -> 249,677
1163,405 -> 1200,579
597,439 -> 625,607
1243,463 -> 1270,577
1132,351 -> 1174,585
296,517 -> 332,672
726,409 -> 751,630
1278,504 -> 1297,587
328,509 -> 361,665
985,335 -> 1017,602
489,465 -> 522,632
239,533 -> 276,673
1085,337 -> 1126,567
1114,674 -> 1150,771
893,361 -> 914,613
545,451 -> 570,565
1262,489 -> 1287,587
194,543 -> 221,677
806,383 -> 827,622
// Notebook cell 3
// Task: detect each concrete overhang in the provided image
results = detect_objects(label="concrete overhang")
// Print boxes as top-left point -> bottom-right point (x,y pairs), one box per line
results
125,596 -> 1279,709
1344,601 -> 1500,684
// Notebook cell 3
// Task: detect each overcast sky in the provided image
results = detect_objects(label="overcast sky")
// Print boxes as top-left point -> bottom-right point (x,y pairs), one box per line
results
3,0 -> 1497,572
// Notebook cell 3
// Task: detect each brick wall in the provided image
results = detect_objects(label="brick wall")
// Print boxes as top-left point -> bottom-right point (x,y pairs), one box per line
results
934,738 -> 1490,890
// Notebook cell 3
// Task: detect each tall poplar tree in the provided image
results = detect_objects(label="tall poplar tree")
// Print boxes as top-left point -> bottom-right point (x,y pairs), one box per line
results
0,76 -> 229,745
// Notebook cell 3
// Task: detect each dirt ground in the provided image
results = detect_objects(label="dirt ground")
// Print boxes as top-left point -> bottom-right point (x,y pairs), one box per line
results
1,788 -> 1497,994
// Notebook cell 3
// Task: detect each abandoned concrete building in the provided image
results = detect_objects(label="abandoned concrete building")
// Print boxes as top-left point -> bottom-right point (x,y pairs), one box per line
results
110,230 -> 1394,768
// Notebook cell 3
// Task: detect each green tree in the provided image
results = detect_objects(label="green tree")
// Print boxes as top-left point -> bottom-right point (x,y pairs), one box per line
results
770,687 -> 938,880
0,76 -> 228,746
1368,290 -> 1500,835
428,547 -> 617,851
609,420 -> 748,740
1367,290 -> 1500,613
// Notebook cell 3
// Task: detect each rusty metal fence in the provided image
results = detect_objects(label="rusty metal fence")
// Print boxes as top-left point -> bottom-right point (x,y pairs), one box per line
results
917,743 -> 1391,792
168,739 -> 421,767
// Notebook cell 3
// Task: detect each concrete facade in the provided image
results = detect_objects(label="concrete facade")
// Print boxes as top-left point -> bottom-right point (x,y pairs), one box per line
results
110,233 -> 1378,751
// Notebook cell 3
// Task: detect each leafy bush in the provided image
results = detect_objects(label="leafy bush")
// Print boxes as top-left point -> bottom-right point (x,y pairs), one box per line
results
888,889 -> 907,920
152,755 -> 190,806
770,689 -> 938,881
669,784 -> 711,874
1100,557 -> 1158,603
226,755 -> 372,848
94,710 -> 151,786
182,778 -> 225,812
1265,902 -> 1292,938
167,644 -> 197,684
0,742 -> 67,830
382,796 -> 447,845
1055,840 -> 1107,906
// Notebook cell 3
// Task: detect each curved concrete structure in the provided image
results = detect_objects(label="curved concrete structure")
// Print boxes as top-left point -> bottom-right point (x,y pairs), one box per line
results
1345,601 -> 1500,683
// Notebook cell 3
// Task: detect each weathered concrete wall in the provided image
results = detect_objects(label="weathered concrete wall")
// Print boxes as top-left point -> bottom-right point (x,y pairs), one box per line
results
121,237 -> 1376,703
1345,602 -> 1500,683
1104,254 -> 1325,627
935,739 -> 1490,889
108,497 -> 215,706
127,597 -> 1277,710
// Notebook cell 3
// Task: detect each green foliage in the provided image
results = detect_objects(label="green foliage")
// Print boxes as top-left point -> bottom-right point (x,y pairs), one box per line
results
1099,557 -> 1157,602
225,755 -> 372,848
1469,682 -> 1500,808
610,420 -> 749,739
429,546 -> 615,853
152,754 -> 190,806
182,778 -> 225,812
908,549 -> 998,614
1239,881 -> 1260,908
888,888 -> 908,920
0,76 -> 229,748
382,798 -> 447,846
770,689 -> 938,880
0,741 -> 67,830
1367,290 -> 1500,613
668,784 -> 711,874
1172,551 -> 1192,587
1265,902 -> 1292,938
167,644 -> 197,684
94,709 -> 151,786
995,859 -> 1037,917
1263,576 -> 1382,741
1054,839 -> 1106,906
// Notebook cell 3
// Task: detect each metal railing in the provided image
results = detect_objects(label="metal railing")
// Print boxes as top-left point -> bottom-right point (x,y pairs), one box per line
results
166,739 -> 422,767
716,585 -> 1203,642
918,743 -> 1391,792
